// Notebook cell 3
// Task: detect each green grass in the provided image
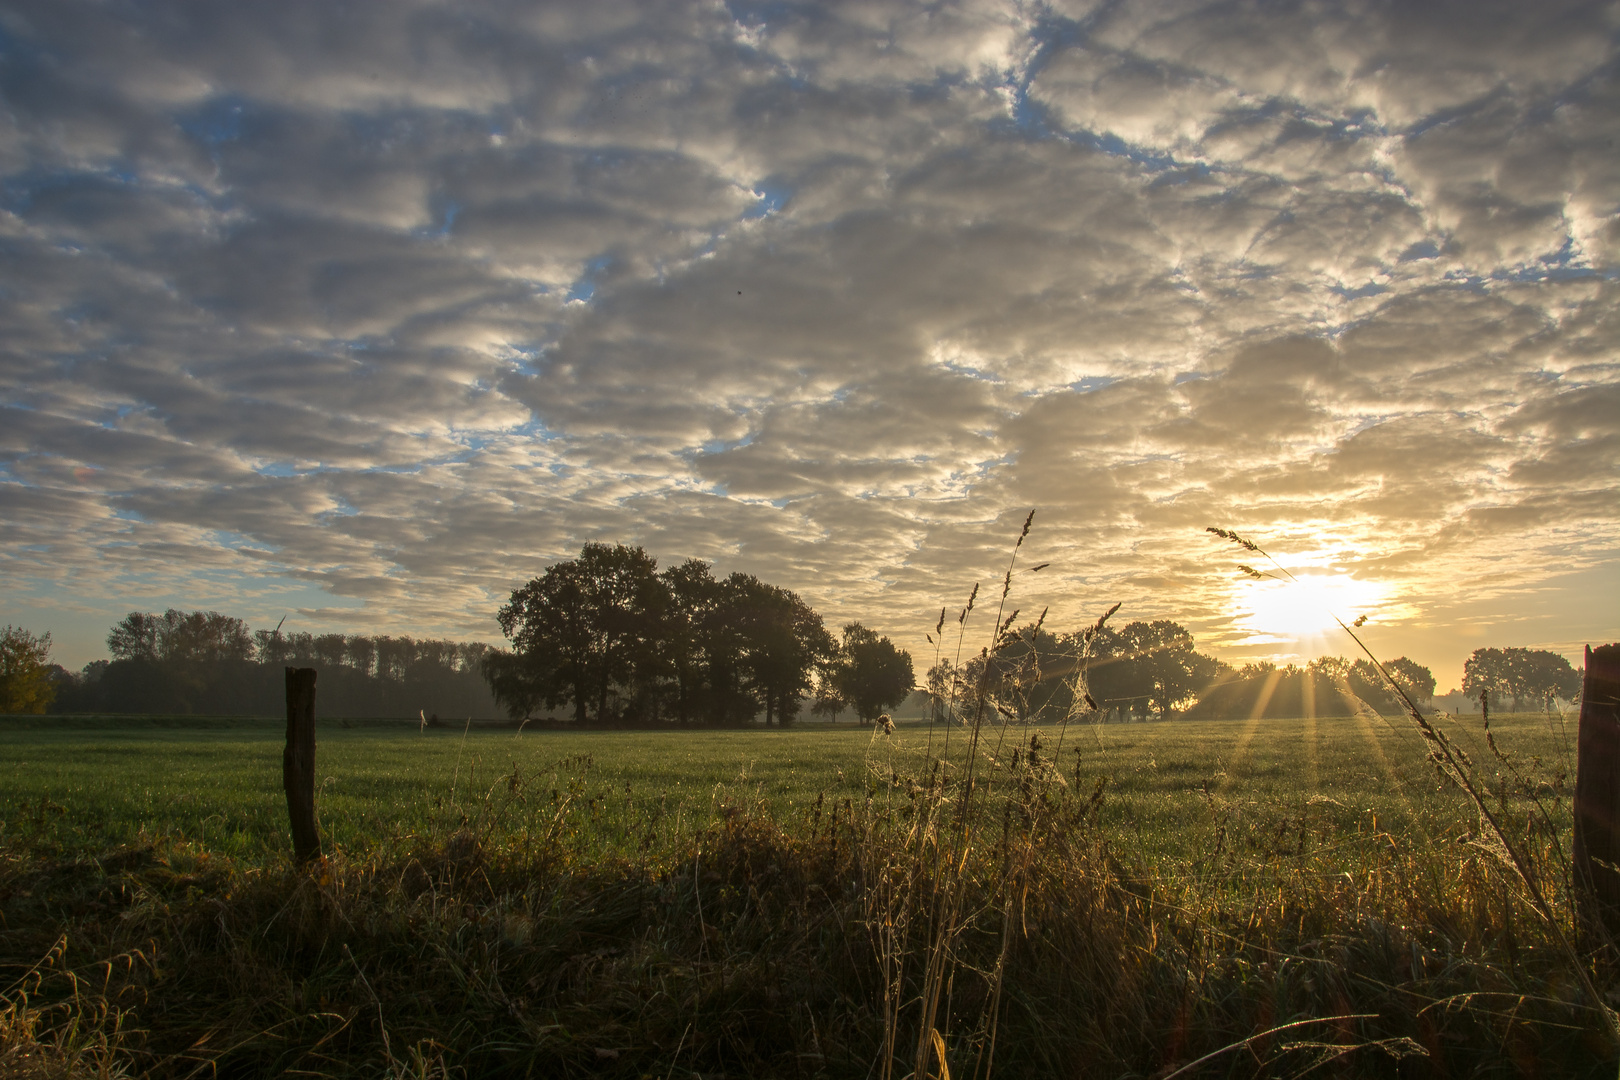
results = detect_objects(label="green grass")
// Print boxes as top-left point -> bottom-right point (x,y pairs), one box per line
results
0,710 -> 1576,867
1,720 -> 894,862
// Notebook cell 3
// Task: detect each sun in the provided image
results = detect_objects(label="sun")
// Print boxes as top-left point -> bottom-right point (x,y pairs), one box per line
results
1238,572 -> 1386,644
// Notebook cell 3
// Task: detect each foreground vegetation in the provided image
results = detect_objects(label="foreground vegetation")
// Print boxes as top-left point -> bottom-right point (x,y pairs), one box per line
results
2,709 -> 1612,1078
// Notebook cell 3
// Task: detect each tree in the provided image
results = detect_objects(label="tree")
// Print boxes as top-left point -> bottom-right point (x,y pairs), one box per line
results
1078,626 -> 1141,719
1346,658 -> 1398,712
493,543 -> 664,723
924,659 -> 956,723
1307,655 -> 1351,682
974,623 -> 1063,722
821,623 -> 915,723
254,627 -> 293,664
108,609 -> 253,662
313,633 -> 348,669
165,611 -> 254,662
1463,647 -> 1579,712
347,635 -> 376,678
107,612 -> 162,661
1385,657 -> 1436,706
728,574 -> 835,726
488,546 -> 844,727
1115,620 -> 1223,721
0,626 -> 56,714
481,648 -> 549,720
1462,647 -> 1509,710
658,559 -> 723,725
1517,649 -> 1580,710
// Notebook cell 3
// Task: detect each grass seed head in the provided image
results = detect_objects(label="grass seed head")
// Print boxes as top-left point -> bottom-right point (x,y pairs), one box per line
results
1207,525 -> 1261,553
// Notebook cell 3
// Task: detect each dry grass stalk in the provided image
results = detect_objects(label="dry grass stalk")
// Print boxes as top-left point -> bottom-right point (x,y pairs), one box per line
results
1210,523 -> 1620,1065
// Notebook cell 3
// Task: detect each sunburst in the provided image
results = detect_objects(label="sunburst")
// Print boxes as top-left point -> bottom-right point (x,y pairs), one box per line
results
1238,571 -> 1385,645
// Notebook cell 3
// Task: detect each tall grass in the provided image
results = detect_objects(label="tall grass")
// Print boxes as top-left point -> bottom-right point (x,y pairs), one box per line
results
1209,524 -> 1620,1072
1,741 -> 1610,1075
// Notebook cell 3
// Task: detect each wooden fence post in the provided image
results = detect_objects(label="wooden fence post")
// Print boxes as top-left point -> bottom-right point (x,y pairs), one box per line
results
283,666 -> 322,866
1573,643 -> 1620,939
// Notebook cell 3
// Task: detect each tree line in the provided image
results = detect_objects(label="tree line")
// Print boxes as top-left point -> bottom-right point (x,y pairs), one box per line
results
1185,655 -> 1436,721
1460,646 -> 1581,712
925,619 -> 1223,724
927,620 -> 1449,724
0,579 -> 1588,723
484,543 -> 916,726
39,611 -> 500,718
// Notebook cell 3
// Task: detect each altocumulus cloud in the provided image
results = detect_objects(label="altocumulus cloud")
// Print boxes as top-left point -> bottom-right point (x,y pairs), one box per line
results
1,0 -> 1616,680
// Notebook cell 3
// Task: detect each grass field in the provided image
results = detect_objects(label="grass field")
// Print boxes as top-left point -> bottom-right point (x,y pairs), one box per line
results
0,709 -> 1578,867
1,710 -> 1608,1079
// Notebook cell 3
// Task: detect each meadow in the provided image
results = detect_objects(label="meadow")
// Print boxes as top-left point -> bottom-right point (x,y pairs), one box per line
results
0,710 -> 1577,865
1,710 -> 1610,1078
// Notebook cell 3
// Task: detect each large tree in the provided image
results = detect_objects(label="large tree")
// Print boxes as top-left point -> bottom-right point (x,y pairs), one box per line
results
1516,649 -> 1581,711
1115,620 -> 1225,721
1346,658 -> 1399,712
493,543 -> 664,724
1077,625 -> 1141,718
658,559 -> 726,725
820,623 -> 915,723
976,624 -> 1063,722
1463,647 -> 1580,712
728,574 -> 835,726
0,626 -> 56,714
1385,657 -> 1437,705
1462,647 -> 1511,710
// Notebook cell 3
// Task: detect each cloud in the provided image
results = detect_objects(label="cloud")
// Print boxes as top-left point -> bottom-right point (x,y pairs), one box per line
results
0,0 -> 1616,684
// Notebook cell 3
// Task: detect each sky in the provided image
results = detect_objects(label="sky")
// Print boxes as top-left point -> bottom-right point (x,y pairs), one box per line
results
2,0 -> 1617,693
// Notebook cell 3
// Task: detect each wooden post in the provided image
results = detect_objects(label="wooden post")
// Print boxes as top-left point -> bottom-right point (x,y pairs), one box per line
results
283,666 -> 322,866
1573,643 -> 1620,939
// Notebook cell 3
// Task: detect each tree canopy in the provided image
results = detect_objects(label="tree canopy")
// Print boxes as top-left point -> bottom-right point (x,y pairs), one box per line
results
107,609 -> 254,663
57,612 -> 497,717
1,625 -> 56,714
819,622 -> 915,723
489,546 -> 839,726
494,543 -> 665,725
924,616 -> 1224,725
1087,620 -> 1226,721
1462,647 -> 1581,712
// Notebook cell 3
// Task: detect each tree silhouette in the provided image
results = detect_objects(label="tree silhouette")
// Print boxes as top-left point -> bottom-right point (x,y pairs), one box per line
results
1463,647 -> 1580,712
1385,657 -> 1436,704
820,622 -> 915,723
658,559 -> 728,725
727,574 -> 834,726
494,543 -> 664,724
108,609 -> 253,662
1115,620 -> 1224,721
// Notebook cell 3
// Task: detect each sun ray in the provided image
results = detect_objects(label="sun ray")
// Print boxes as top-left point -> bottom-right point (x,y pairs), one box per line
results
1220,714 -> 1264,792
1249,666 -> 1285,722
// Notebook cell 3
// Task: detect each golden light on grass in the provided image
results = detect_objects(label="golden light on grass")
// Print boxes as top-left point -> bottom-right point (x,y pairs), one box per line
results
1237,571 -> 1387,643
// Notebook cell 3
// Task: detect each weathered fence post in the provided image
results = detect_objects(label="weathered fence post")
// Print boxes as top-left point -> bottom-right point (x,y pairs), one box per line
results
1573,643 -> 1620,940
283,666 -> 322,866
